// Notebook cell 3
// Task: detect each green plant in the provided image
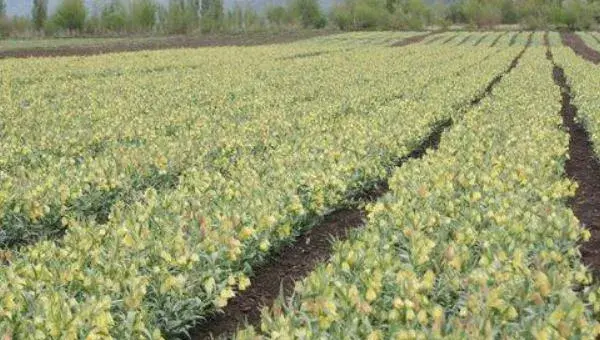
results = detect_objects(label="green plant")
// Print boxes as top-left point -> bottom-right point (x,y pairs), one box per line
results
290,0 -> 326,28
266,5 -> 289,26
132,0 -> 158,31
101,0 -> 128,32
32,0 -> 48,31
53,0 -> 87,31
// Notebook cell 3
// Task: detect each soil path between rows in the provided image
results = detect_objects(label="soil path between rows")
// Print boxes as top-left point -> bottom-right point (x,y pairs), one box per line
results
545,33 -> 600,275
188,34 -> 532,340
0,31 -> 335,59
560,32 -> 600,64
391,31 -> 441,47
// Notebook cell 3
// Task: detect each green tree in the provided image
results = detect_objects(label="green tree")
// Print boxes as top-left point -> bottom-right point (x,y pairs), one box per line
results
0,0 -> 5,17
225,3 -> 262,32
190,0 -> 201,20
290,0 -> 326,28
53,0 -> 87,31
32,0 -> 48,30
101,0 -> 127,31
200,0 -> 224,32
266,5 -> 289,26
131,0 -> 157,30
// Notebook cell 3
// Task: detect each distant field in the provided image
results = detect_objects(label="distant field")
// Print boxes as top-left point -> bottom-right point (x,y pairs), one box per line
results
2,31 -> 600,339
0,36 -> 154,50
0,30 -> 335,58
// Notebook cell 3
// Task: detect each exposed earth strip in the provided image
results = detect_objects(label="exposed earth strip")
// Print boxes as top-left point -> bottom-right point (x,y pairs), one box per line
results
560,32 -> 600,64
545,33 -> 600,275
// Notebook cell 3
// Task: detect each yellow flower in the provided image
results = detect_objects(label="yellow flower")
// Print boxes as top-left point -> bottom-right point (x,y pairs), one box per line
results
367,330 -> 382,340
533,271 -> 551,297
259,240 -> 271,252
365,288 -> 377,302
393,297 -> 404,309
238,276 -> 251,291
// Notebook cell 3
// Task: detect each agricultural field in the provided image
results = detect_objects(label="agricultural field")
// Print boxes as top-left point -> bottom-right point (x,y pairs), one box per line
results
1,30 -> 600,339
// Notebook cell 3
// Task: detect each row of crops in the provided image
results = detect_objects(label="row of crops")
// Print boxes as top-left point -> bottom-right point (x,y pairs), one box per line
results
0,35 -> 524,337
1,31 -> 600,338
575,32 -> 600,53
236,38 -> 600,339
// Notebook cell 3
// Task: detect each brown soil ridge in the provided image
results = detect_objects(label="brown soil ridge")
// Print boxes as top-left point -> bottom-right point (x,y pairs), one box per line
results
545,33 -> 600,276
0,31 -> 334,59
188,35 -> 532,340
560,32 -> 600,64
391,31 -> 440,47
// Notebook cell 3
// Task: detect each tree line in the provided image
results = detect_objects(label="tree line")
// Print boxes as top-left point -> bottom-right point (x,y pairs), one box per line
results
0,0 -> 599,37
332,0 -> 600,31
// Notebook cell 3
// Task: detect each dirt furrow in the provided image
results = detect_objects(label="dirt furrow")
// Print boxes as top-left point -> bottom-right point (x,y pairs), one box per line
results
0,31 -> 335,59
391,31 -> 441,47
545,34 -> 600,276
560,32 -> 600,64
187,118 -> 451,340
187,37 -> 532,340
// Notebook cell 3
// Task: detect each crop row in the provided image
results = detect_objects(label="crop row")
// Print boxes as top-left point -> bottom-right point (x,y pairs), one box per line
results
304,31 -> 422,47
237,47 -> 600,339
575,32 -> 600,53
0,40 -> 483,248
423,31 -> 519,48
0,42 -> 523,337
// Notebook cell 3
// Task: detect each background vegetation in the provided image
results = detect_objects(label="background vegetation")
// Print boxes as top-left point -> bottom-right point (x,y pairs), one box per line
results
0,0 -> 600,38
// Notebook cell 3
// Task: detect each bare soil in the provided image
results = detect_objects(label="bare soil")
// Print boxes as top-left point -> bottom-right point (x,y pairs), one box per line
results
0,31 -> 335,59
545,35 -> 600,276
560,32 -> 600,64
391,32 -> 439,47
189,118 -> 452,339
190,208 -> 365,339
